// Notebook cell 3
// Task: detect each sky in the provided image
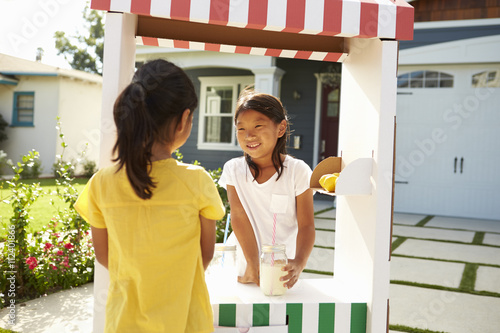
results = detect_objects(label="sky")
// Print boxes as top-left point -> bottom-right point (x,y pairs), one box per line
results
0,0 -> 89,68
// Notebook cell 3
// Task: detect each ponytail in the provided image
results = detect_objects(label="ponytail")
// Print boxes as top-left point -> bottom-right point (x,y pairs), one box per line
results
113,82 -> 156,199
112,60 -> 198,199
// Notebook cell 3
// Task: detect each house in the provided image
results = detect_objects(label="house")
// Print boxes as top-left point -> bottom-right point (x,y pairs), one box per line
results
394,1 -> 500,220
0,54 -> 102,176
134,49 -> 341,175
134,1 -> 499,221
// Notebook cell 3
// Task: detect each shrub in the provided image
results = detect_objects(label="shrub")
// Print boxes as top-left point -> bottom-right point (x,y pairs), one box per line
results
1,150 -> 43,301
0,129 -> 94,308
19,151 -> 43,179
207,167 -> 232,243
52,159 -> 75,178
81,159 -> 97,178
0,114 -> 8,143
0,150 -> 7,176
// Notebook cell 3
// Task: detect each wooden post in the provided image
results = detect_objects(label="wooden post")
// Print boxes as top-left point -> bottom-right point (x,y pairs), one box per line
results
335,38 -> 398,333
94,11 -> 137,333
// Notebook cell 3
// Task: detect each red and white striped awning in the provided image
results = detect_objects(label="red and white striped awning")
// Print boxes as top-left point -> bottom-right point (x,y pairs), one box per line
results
91,0 -> 413,62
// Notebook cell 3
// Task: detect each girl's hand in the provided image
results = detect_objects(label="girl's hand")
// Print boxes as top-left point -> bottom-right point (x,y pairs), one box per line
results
238,264 -> 260,285
281,259 -> 306,289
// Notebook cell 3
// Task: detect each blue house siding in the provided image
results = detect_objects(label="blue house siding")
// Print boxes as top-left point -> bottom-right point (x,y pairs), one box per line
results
276,58 -> 335,168
179,59 -> 335,172
181,67 -> 253,170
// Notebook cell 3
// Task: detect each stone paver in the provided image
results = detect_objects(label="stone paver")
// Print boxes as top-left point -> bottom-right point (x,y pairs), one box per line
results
305,247 -> 334,273
392,224 -> 475,243
393,239 -> 500,266
393,212 -> 427,226
313,199 -> 335,213
390,284 -> 500,333
475,266 -> 500,294
314,217 -> 335,230
428,216 -> 500,233
484,233 -> 500,246
390,256 -> 463,288
315,208 -> 336,219
300,272 -> 330,279
315,229 -> 335,248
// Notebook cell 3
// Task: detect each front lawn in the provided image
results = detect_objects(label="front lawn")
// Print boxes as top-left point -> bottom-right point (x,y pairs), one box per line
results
0,178 -> 89,238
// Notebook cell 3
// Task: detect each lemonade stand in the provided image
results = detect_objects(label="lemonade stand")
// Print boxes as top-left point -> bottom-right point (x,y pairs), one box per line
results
90,0 -> 414,331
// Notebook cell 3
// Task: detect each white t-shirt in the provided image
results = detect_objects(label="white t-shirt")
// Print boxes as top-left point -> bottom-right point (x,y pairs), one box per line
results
219,155 -> 313,275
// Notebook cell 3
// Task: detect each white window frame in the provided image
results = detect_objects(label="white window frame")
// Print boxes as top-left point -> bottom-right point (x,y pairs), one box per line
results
197,76 -> 254,151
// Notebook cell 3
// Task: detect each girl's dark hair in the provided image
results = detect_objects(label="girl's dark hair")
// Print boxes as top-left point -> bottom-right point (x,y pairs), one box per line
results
112,59 -> 198,199
235,88 -> 290,181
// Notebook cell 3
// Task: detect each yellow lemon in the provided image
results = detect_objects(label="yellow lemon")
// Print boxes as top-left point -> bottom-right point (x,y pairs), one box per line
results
319,173 -> 340,192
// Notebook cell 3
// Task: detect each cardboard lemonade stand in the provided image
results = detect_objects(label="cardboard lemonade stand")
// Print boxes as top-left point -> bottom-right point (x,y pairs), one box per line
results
90,0 -> 414,332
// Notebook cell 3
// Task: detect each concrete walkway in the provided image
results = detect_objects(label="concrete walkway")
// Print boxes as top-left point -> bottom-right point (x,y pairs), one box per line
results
1,199 -> 500,332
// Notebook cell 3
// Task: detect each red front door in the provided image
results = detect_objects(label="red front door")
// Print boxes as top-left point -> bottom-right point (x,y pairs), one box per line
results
319,82 -> 341,160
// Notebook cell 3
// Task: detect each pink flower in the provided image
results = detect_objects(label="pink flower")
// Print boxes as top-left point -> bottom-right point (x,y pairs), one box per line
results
26,257 -> 38,270
50,264 -> 57,270
57,250 -> 64,256
64,243 -> 74,250
44,243 -> 53,250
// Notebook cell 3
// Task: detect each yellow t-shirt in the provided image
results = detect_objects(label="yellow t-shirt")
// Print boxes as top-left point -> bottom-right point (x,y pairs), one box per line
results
75,159 -> 225,333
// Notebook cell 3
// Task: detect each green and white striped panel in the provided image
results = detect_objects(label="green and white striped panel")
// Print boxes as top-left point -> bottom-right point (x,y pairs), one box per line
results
213,302 -> 367,332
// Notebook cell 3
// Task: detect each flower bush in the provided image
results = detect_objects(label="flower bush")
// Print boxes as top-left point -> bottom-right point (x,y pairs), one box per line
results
19,220 -> 94,294
0,123 -> 95,308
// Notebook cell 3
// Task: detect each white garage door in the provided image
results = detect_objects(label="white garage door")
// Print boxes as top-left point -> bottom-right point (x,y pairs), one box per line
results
394,67 -> 500,220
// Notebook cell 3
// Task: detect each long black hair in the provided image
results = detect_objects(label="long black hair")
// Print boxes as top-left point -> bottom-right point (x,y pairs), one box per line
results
112,59 -> 198,199
235,88 -> 290,181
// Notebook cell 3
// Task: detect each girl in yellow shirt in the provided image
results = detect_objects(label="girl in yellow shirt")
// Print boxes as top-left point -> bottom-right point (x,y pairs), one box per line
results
76,59 -> 225,333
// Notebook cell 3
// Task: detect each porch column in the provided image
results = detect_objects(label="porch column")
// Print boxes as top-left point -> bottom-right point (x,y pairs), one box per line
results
251,66 -> 285,97
94,11 -> 137,333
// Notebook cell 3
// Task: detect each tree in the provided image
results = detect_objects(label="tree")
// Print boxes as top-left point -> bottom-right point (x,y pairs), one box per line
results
54,4 -> 104,75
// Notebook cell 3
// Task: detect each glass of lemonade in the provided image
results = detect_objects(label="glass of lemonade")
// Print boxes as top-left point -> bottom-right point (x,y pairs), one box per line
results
260,244 -> 288,296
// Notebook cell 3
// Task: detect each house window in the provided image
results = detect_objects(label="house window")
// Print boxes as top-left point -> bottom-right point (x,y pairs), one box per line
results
397,71 -> 453,89
12,92 -> 35,126
471,70 -> 500,88
198,76 -> 254,150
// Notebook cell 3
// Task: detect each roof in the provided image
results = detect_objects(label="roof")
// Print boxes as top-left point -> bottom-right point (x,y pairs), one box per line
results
0,54 -> 102,84
91,0 -> 414,63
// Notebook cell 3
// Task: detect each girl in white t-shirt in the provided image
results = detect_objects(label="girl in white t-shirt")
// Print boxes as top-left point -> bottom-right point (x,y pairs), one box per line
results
219,89 -> 315,290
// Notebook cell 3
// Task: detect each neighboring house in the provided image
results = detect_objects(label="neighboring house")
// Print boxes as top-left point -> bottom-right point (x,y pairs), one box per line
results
394,1 -> 500,220
134,1 -> 499,220
0,54 -> 102,176
135,49 -> 341,176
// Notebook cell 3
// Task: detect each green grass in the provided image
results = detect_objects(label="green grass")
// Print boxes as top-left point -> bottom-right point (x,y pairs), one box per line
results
0,178 -> 89,237
416,215 -> 434,227
459,263 -> 479,292
314,206 -> 335,216
389,324 -> 448,333
0,328 -> 17,333
472,232 -> 485,245
391,237 -> 408,252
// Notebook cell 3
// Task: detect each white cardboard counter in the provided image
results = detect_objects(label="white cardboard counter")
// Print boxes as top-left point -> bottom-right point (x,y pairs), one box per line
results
207,278 -> 368,332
